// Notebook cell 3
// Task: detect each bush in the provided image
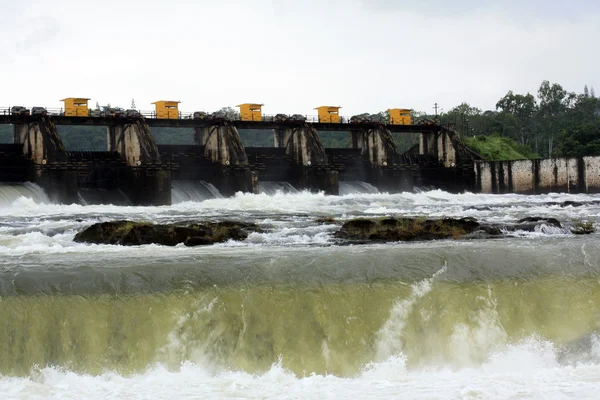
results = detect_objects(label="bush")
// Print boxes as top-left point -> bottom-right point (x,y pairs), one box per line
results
464,134 -> 538,161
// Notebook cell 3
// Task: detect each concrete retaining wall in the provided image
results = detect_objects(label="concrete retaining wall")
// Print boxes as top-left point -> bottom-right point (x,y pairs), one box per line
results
475,156 -> 600,194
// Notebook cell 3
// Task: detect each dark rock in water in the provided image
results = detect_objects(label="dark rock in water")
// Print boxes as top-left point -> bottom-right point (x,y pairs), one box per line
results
334,217 -> 482,242
74,220 -> 262,246
517,217 -> 561,227
315,216 -> 336,224
481,226 -> 503,236
560,201 -> 585,208
514,217 -> 562,232
184,236 -> 215,246
466,206 -> 493,211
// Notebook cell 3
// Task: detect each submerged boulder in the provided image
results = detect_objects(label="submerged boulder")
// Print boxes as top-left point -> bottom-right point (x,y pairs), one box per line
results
334,217 -> 482,242
74,220 -> 262,246
516,217 -> 561,229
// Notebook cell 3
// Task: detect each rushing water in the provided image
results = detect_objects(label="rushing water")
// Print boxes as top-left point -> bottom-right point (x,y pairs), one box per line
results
258,181 -> 299,195
77,188 -> 132,206
171,181 -> 223,204
1,183 -> 600,399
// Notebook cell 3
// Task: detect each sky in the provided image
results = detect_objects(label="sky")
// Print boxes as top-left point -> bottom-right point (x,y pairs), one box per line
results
0,0 -> 598,117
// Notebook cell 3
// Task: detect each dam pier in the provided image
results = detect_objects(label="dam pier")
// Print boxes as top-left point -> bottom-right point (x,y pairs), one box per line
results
0,100 -> 477,205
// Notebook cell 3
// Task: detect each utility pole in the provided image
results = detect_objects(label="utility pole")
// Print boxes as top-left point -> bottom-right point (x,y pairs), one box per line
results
433,102 -> 440,118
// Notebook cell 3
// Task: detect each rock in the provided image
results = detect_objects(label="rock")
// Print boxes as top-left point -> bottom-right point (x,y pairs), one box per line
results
74,220 -> 262,246
315,216 -> 336,224
512,217 -> 562,232
184,236 -> 215,246
480,226 -> 503,236
334,217 -> 481,242
560,201 -> 585,208
517,217 -> 561,228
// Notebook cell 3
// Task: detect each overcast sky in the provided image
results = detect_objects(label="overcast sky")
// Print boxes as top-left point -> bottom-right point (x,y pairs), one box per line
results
1,0 -> 598,117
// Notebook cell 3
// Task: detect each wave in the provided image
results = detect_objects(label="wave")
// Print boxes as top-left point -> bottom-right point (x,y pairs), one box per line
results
3,342 -> 600,400
339,181 -> 379,195
2,261 -> 600,378
78,188 -> 132,206
258,181 -> 299,195
171,181 -> 223,204
0,189 -> 598,227
0,182 -> 48,206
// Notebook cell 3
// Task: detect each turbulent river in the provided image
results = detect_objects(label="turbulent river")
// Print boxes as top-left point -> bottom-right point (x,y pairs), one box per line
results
1,182 -> 600,399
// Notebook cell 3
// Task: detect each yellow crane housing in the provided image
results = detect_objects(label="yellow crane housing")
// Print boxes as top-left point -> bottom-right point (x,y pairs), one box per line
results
152,100 -> 180,119
61,98 -> 90,117
237,103 -> 263,121
388,108 -> 412,125
315,106 -> 341,123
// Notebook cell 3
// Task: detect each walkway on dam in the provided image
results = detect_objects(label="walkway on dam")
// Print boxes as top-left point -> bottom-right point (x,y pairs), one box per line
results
0,114 -> 441,133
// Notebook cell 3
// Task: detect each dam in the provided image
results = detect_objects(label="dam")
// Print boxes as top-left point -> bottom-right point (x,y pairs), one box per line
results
0,100 -> 477,205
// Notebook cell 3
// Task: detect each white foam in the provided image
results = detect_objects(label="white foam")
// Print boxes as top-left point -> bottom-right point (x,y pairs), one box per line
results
0,189 -> 598,257
375,264 -> 447,361
3,341 -> 600,400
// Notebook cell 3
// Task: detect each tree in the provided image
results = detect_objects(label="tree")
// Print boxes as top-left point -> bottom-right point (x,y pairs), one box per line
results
568,94 -> 600,124
444,103 -> 482,136
536,81 -> 574,157
554,121 -> 600,157
216,107 -> 240,120
495,91 -> 537,146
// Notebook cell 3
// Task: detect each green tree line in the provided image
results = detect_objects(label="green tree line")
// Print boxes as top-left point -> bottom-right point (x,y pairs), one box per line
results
434,81 -> 599,158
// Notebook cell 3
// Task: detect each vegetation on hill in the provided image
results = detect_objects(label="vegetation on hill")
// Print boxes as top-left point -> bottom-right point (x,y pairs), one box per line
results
464,135 -> 538,161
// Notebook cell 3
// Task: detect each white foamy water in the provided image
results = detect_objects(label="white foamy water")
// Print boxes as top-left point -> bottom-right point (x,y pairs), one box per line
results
3,184 -> 600,398
0,184 -> 598,258
2,338 -> 600,399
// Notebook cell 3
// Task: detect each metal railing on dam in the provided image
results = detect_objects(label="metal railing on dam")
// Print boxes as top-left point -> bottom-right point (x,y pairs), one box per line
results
0,110 -> 443,133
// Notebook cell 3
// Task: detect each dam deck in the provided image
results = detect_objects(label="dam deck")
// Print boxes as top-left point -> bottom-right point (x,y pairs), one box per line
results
0,114 -> 439,133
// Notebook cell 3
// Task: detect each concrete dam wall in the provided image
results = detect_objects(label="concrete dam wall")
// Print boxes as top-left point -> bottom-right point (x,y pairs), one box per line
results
475,156 -> 600,194
0,115 -> 477,205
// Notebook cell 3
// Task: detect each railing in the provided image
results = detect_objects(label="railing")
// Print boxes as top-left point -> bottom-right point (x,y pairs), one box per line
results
0,106 -> 421,126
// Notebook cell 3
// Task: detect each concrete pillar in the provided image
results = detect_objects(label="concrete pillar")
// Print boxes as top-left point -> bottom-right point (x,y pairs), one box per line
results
194,123 -> 248,166
347,126 -> 415,193
13,118 -> 76,202
274,129 -> 285,148
349,126 -> 398,167
191,123 -> 255,194
419,132 -> 439,159
107,120 -> 172,205
274,124 -> 337,193
13,118 -> 67,165
299,166 -> 339,195
121,167 -> 172,206
277,124 -> 328,166
107,120 -> 160,166
38,169 -> 79,204
369,167 -> 413,193
419,128 -> 465,168
215,167 -> 258,197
